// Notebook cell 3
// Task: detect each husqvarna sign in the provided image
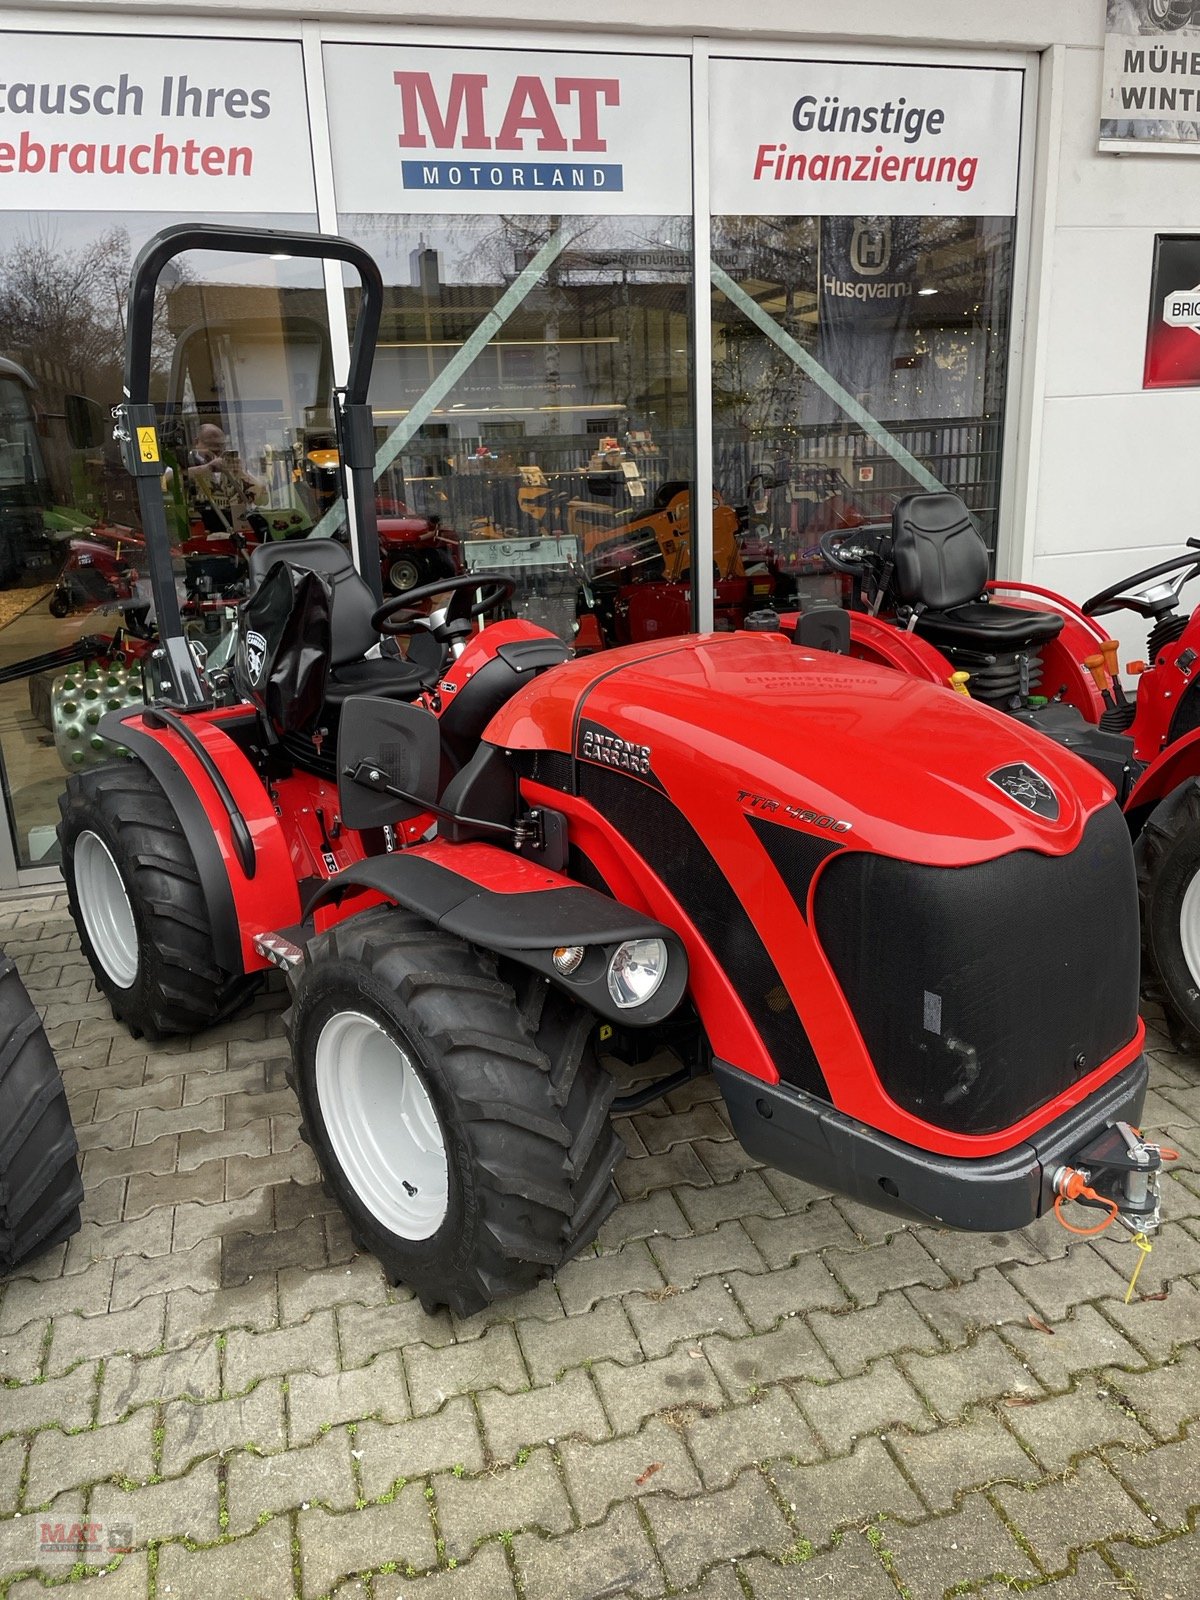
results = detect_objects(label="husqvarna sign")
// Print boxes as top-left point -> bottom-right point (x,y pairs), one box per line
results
323,45 -> 691,215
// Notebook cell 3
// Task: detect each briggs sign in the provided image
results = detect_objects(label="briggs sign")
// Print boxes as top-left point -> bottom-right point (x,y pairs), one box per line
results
1145,235 -> 1200,388
323,45 -> 691,214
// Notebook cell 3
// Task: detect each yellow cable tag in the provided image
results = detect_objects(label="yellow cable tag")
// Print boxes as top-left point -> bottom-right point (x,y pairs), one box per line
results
1124,1232 -> 1153,1304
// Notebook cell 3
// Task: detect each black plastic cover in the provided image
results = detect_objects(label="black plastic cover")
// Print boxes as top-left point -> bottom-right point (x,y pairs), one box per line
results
812,803 -> 1140,1135
337,697 -> 441,828
715,1053 -> 1148,1232
795,607 -> 850,655
1011,702 -> 1140,807
235,560 -> 331,736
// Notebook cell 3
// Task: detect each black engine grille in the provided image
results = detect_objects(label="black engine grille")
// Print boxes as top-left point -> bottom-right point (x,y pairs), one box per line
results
812,803 -> 1139,1135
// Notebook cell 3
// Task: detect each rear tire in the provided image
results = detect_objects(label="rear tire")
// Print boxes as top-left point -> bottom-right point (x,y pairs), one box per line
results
1136,778 -> 1200,1035
58,761 -> 258,1039
286,905 -> 623,1315
0,952 -> 82,1275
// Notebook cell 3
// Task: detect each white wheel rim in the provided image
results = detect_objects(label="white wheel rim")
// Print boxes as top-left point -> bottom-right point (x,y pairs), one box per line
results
1180,872 -> 1200,989
315,1010 -> 449,1240
74,830 -> 139,989
389,559 -> 419,592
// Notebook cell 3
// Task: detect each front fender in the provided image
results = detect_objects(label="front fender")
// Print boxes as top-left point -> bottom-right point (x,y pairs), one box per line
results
1126,726 -> 1200,821
307,839 -> 689,1027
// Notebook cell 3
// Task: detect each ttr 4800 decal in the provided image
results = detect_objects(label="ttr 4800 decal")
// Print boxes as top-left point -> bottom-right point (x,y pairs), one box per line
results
738,789 -> 852,834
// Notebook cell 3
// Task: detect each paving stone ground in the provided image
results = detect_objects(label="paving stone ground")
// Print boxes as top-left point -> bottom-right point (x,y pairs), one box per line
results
1,888 -> 1199,1598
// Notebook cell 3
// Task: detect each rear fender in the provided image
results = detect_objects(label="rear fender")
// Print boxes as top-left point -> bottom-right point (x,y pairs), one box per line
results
983,586 -> 1107,719
776,609 -> 952,681
99,707 -> 300,975
1125,726 -> 1200,822
842,613 -> 953,683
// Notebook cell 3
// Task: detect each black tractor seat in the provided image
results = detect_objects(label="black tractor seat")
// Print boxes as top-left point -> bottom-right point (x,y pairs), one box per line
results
913,601 -> 1064,654
243,537 -> 570,785
889,493 -> 1064,654
248,539 -> 434,706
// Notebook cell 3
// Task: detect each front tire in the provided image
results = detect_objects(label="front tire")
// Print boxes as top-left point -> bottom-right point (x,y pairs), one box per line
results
58,761 -> 258,1039
286,906 -> 623,1315
0,952 -> 82,1275
1136,779 -> 1200,1034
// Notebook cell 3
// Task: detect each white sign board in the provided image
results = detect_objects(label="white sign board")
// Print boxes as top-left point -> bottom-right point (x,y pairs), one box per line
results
323,44 -> 692,215
1100,1 -> 1200,151
710,58 -> 1023,216
0,32 -> 315,211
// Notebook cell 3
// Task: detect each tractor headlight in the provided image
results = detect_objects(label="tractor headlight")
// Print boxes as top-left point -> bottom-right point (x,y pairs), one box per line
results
606,938 -> 668,1010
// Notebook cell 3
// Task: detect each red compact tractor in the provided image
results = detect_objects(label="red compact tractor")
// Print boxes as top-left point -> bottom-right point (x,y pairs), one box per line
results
57,227 -> 1171,1315
816,493 -> 1200,1038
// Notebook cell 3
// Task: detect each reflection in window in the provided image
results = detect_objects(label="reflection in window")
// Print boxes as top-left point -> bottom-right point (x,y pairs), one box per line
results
339,212 -> 698,648
711,213 -> 1014,610
0,212 -> 318,868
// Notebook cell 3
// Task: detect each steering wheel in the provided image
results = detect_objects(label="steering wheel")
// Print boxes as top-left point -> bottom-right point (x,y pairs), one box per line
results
371,572 -> 515,638
1082,548 -> 1200,619
818,523 -> 889,576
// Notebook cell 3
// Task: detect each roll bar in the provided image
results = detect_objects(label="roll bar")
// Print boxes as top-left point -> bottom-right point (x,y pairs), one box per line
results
115,223 -> 385,707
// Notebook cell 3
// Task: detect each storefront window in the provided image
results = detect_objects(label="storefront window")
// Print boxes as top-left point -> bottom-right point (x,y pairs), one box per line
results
709,55 -> 1022,614
0,212 -> 320,869
711,213 -> 1015,608
337,211 -> 694,648
325,42 -> 696,650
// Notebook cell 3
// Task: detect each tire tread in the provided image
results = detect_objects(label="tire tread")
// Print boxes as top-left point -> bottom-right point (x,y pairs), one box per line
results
0,955 -> 82,1275
287,906 -> 622,1315
58,762 -> 258,1038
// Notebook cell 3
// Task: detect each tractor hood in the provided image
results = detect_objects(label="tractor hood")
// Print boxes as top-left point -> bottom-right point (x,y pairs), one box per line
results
488,630 -> 1116,867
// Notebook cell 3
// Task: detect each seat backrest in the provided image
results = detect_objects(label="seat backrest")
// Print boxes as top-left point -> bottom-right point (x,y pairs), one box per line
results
248,538 -> 378,668
234,558 -> 330,737
890,492 -> 989,612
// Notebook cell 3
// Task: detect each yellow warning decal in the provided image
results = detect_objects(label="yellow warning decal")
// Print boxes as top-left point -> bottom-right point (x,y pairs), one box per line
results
136,426 -> 160,464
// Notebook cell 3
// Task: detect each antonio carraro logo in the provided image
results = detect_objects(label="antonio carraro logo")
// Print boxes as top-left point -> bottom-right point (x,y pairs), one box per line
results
244,630 -> 268,685
987,763 -> 1059,821
576,719 -> 663,790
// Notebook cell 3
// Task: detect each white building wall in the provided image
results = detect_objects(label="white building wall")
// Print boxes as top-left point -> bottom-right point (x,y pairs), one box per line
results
27,0 -> 1199,658
1034,38 -> 1200,664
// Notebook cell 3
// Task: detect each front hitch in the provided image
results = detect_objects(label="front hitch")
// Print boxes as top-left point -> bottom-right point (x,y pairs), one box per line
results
1050,1121 -> 1176,1236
